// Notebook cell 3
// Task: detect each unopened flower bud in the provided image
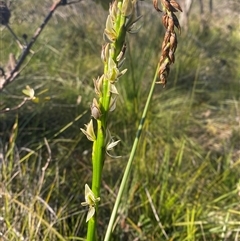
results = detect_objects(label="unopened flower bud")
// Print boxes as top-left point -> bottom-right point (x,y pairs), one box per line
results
91,98 -> 101,120
122,0 -> 133,17
93,75 -> 104,96
101,43 -> 110,63
109,0 -> 118,19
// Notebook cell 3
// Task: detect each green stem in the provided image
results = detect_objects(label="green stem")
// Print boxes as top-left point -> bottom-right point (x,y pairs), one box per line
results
86,2 -> 128,240
87,97 -> 108,241
104,64 -> 160,241
86,216 -> 97,241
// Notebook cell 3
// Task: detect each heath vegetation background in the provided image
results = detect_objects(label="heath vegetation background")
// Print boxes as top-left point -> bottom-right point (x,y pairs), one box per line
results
0,0 -> 239,240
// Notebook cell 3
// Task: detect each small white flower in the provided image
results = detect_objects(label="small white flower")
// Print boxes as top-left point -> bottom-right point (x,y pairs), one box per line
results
81,184 -> 100,222
106,138 -> 121,158
106,139 -> 121,151
80,120 -> 96,142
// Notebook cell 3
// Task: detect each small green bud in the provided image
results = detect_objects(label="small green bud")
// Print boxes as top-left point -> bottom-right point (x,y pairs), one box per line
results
22,85 -> 35,99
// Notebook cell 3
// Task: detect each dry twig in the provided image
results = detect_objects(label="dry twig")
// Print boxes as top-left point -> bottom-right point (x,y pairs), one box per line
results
0,0 -> 81,91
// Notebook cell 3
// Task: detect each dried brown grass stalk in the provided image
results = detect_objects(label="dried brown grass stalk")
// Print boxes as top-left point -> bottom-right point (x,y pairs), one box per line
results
153,0 -> 182,87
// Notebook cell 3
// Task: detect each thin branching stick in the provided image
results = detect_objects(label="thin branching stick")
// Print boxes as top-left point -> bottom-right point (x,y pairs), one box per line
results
0,0 -> 81,91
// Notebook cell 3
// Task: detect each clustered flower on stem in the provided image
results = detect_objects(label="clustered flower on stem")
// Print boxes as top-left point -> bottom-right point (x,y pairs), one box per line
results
82,0 -> 141,152
153,0 -> 182,87
81,0 -> 141,224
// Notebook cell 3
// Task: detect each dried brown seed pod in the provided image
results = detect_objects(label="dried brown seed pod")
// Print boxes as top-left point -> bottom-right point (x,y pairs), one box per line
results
167,16 -> 175,31
162,42 -> 170,53
161,0 -> 178,12
162,14 -> 168,29
159,55 -> 165,65
161,0 -> 171,11
169,0 -> 183,12
154,0 -> 182,86
153,0 -> 162,12
161,48 -> 169,60
168,49 -> 175,63
159,59 -> 168,74
169,32 -> 177,51
172,13 -> 181,34
159,63 -> 170,85
162,32 -> 170,47
159,73 -> 167,86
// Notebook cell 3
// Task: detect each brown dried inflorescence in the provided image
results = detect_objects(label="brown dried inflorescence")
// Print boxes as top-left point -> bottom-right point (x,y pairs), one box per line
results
153,0 -> 182,87
0,1 -> 10,25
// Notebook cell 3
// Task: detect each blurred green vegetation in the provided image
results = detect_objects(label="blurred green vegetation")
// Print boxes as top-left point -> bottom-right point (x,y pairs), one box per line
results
0,0 -> 239,240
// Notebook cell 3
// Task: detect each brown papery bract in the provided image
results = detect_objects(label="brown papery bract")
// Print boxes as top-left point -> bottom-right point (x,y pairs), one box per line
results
153,0 -> 182,87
